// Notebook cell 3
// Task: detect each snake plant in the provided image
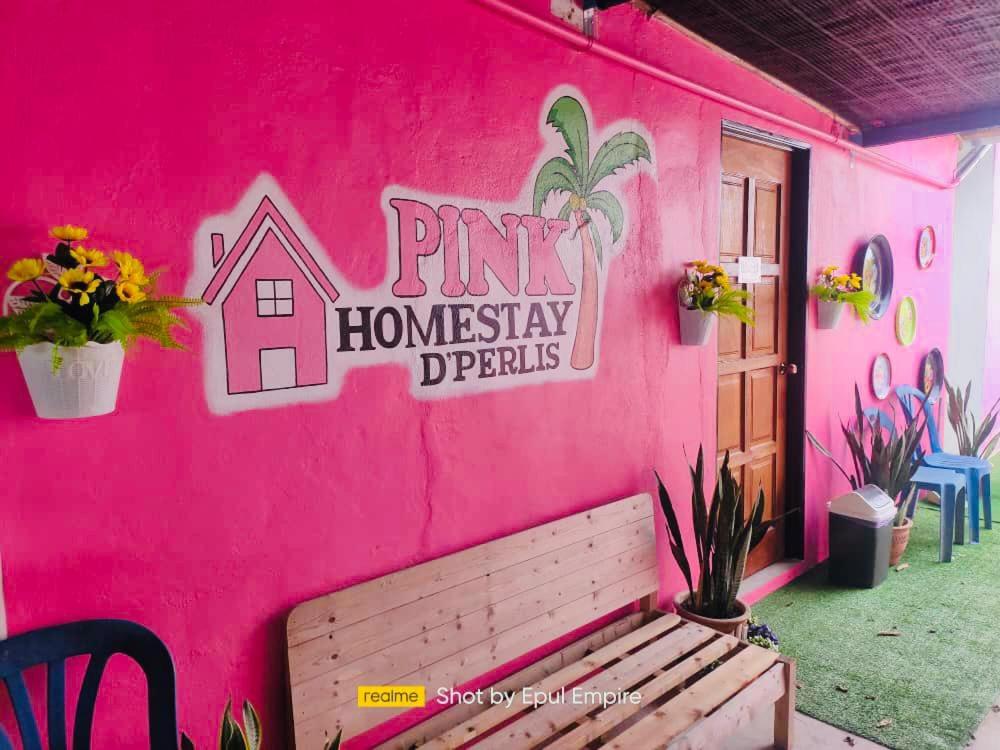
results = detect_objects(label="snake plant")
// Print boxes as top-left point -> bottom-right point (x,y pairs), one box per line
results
655,446 -> 793,619
945,379 -> 1000,460
181,700 -> 261,750
806,384 -> 926,523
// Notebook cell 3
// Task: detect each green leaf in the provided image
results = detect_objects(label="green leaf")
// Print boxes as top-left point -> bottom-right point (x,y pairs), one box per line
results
545,96 -> 590,183
655,469 -> 694,602
242,701 -> 261,750
585,191 -> 624,244
533,157 -> 580,215
324,729 -> 344,750
557,199 -> 573,223
219,700 -> 248,750
586,131 -> 650,193
180,733 -> 196,750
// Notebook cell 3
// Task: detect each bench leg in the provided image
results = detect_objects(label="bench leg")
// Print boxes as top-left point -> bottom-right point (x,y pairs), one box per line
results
774,657 -> 795,749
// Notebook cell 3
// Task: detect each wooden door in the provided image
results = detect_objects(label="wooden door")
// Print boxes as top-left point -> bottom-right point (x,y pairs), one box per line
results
718,135 -> 791,577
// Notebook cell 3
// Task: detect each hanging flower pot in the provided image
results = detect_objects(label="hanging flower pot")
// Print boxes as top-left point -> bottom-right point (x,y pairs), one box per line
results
676,261 -> 754,346
810,264 -> 875,329
17,341 -> 124,419
678,304 -> 715,345
816,299 -> 844,329
2,224 -> 202,419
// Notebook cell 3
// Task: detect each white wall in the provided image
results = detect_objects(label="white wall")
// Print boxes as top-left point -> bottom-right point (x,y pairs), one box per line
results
947,146 -> 995,449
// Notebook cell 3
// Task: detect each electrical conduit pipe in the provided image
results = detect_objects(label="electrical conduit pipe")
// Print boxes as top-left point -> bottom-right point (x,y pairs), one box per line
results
474,0 -> 958,190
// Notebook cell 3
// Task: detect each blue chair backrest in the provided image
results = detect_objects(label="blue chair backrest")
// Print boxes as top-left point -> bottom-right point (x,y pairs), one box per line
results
896,384 -> 942,453
862,407 -> 897,438
0,619 -> 178,750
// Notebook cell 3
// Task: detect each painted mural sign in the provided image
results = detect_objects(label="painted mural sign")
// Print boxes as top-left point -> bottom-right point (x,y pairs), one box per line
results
186,89 -> 654,414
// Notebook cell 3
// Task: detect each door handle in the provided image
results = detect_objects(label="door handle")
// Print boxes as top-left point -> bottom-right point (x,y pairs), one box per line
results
779,362 -> 799,375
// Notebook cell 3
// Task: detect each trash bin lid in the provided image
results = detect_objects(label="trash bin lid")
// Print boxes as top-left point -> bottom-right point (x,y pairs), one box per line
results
829,484 -> 897,524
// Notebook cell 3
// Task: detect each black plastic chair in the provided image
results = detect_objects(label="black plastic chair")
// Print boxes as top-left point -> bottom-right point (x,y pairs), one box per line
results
0,619 -> 178,750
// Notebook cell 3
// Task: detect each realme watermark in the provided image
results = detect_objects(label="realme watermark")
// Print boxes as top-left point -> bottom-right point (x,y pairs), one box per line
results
436,686 -> 641,710
357,685 -> 426,708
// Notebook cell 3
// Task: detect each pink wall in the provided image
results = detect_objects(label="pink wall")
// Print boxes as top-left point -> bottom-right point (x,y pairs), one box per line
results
0,1 -> 955,747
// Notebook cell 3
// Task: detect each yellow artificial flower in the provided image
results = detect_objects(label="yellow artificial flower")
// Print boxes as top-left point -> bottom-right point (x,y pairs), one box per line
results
58,267 -> 100,305
7,257 -> 45,282
849,273 -> 862,289
112,251 -> 149,286
833,274 -> 850,286
823,265 -> 838,276
70,246 -> 108,268
717,273 -> 731,290
50,224 -> 89,242
116,280 -> 146,304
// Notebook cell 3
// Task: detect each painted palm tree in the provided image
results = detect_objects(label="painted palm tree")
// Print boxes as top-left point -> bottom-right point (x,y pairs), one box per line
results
533,96 -> 650,370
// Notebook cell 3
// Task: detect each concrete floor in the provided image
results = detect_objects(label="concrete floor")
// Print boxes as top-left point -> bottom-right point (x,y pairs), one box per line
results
720,700 -> 1000,749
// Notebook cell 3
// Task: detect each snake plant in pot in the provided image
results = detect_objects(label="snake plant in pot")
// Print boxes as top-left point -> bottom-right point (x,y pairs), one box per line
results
806,384 -> 926,565
654,447 -> 793,639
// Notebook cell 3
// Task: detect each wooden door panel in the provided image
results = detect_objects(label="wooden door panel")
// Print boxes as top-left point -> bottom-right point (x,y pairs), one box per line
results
720,176 -> 746,262
748,368 -> 776,448
746,455 -> 780,572
750,280 -> 777,357
718,135 -> 791,578
753,183 -> 781,263
717,373 -> 744,455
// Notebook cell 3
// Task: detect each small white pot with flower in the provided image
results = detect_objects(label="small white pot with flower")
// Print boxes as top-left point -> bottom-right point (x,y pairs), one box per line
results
2,225 -> 201,419
677,260 -> 755,345
810,265 -> 874,330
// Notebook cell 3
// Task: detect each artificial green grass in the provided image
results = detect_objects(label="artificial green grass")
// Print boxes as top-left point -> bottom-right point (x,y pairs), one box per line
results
753,500 -> 1000,750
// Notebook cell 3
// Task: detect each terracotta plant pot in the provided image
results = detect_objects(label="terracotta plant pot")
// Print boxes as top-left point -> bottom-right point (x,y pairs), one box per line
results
17,341 -> 125,419
890,517 -> 913,566
678,305 -> 715,345
816,299 -> 844,329
674,591 -> 750,639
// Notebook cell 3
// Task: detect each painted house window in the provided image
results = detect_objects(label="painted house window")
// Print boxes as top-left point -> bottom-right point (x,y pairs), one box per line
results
256,279 -> 294,317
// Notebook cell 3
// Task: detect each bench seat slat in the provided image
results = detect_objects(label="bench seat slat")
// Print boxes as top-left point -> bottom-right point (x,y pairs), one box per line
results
473,620 -> 718,750
664,663 -> 787,750
601,646 -> 780,750
419,614 -> 682,749
374,613 -> 647,750
545,635 -> 740,750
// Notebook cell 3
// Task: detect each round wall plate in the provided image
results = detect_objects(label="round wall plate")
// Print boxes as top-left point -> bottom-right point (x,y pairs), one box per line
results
920,348 -> 944,404
918,226 -> 936,268
854,235 -> 894,320
895,296 -> 917,346
872,353 -> 892,400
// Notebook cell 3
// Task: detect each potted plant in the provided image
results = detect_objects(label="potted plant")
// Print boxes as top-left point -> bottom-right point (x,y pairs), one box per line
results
945,379 -> 1000,460
806,385 -> 926,565
1,225 -> 200,419
810,265 -> 874,329
654,447 -> 791,638
182,699 -> 261,750
677,260 -> 754,345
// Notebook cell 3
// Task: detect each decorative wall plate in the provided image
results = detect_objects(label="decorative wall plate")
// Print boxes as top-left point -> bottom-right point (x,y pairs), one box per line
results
872,353 -> 892,400
918,226 -> 936,268
895,296 -> 917,346
854,235 -> 894,320
921,348 -> 944,404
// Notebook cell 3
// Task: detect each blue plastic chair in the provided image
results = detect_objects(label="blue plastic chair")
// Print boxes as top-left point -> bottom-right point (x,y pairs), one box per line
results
0,619 -> 178,750
896,385 -> 992,543
864,407 -> 966,561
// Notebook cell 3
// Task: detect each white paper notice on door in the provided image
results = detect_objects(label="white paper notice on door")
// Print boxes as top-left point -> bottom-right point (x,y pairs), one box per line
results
738,256 -> 762,284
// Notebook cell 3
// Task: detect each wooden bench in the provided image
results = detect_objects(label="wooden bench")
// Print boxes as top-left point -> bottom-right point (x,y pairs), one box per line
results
287,494 -> 795,749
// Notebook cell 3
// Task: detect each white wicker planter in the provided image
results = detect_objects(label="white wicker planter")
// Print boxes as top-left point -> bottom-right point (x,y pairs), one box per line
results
678,305 -> 715,345
17,341 -> 124,419
816,299 -> 845,330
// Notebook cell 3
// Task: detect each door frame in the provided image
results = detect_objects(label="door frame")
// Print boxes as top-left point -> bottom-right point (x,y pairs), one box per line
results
720,120 -> 810,561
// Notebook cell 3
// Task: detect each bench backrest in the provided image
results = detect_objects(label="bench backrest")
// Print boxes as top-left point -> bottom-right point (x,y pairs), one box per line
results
286,493 -> 657,748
